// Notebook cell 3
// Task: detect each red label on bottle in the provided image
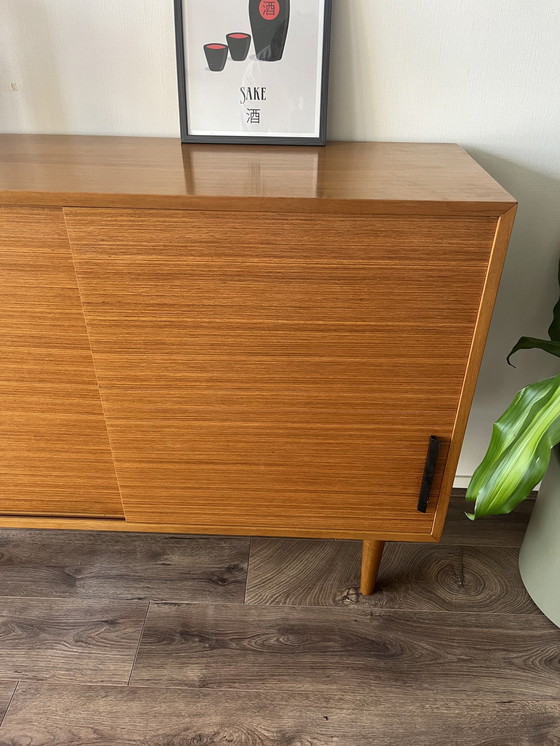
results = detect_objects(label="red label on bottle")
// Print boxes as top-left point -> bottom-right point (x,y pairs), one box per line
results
259,0 -> 280,20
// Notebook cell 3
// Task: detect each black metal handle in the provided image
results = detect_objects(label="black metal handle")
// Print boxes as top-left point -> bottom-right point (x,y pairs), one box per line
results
417,436 -> 440,513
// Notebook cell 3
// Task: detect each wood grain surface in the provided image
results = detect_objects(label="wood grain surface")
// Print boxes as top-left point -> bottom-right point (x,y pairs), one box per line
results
431,205 -> 517,539
245,538 -> 536,612
0,494 -> 556,743
0,681 -> 16,727
0,514 -> 438,542
0,136 -> 516,216
0,207 -> 123,517
1,684 -> 558,746
65,208 -> 496,536
0,597 -> 147,684
357,544 -> 536,613
246,537 -> 361,607
130,603 -> 560,698
0,530 -> 249,603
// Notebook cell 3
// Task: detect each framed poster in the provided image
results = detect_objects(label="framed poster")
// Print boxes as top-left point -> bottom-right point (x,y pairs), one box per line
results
174,0 -> 332,145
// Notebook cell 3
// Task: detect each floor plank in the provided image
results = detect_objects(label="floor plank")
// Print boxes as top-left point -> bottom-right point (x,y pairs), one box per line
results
246,539 -> 536,612
357,544 -> 537,613
0,681 -> 17,727
130,603 -> 560,699
0,530 -> 249,603
246,536 -> 361,606
0,494 -> 554,743
1,683 -> 558,746
0,598 -> 147,685
442,492 -> 534,546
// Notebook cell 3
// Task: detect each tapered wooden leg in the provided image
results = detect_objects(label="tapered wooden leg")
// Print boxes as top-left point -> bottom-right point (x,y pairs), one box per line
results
360,540 -> 385,595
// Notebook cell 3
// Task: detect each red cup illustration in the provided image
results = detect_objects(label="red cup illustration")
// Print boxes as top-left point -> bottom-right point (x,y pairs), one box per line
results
204,43 -> 228,71
226,33 -> 252,61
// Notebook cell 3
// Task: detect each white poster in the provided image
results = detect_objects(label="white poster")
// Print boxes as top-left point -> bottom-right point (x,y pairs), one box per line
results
177,0 -> 330,143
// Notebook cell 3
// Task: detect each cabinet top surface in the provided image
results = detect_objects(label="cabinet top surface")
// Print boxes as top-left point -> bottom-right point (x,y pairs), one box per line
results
0,135 -> 515,215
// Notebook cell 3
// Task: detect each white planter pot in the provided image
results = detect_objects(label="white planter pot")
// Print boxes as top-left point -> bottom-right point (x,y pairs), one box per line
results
518,449 -> 560,627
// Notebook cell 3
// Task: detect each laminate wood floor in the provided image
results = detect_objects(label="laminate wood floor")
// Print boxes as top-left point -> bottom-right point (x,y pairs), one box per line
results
0,493 -> 558,745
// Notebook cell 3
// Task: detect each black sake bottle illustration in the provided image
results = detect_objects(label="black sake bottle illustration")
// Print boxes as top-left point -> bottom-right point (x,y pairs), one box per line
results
249,0 -> 290,61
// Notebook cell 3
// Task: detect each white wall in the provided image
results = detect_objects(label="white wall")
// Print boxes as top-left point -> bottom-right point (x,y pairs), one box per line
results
2,0 -> 560,483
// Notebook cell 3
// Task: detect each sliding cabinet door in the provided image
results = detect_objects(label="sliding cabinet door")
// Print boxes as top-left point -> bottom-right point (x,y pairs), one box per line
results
66,208 -> 496,536
0,208 -> 123,517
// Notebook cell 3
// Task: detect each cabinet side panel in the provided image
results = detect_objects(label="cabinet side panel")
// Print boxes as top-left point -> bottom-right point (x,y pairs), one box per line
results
431,205 -> 517,539
0,207 -> 123,517
67,209 -> 497,537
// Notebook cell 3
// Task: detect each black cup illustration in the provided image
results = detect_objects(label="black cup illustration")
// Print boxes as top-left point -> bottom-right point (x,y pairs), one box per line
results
204,43 -> 228,71
226,32 -> 252,61
249,0 -> 290,61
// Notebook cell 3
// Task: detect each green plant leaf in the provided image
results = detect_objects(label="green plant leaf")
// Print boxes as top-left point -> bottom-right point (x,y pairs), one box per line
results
507,257 -> 560,364
507,337 -> 560,366
466,373 -> 560,518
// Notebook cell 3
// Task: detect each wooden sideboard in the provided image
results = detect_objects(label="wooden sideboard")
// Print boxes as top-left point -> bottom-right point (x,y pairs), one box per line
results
0,135 -> 516,594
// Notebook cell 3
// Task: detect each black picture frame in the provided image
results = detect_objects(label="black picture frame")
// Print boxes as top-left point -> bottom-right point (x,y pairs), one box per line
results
174,0 -> 332,145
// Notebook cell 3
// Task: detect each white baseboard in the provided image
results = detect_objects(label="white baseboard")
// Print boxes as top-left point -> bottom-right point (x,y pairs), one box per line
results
453,475 -> 471,489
